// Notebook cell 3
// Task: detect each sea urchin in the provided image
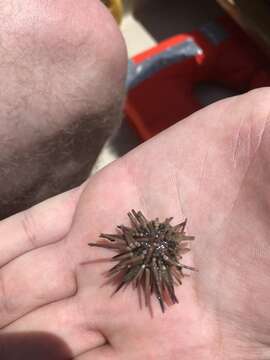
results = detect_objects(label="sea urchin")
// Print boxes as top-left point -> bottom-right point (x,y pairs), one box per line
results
88,209 -> 196,312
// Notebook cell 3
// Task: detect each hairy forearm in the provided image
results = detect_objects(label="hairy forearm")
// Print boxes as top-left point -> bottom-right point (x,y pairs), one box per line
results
0,0 -> 127,219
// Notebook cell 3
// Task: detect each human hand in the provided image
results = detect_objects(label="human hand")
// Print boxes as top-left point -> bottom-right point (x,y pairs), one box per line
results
2,89 -> 270,359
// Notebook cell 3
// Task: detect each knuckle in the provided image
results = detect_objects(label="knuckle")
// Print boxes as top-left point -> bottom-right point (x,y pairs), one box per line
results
21,209 -> 37,248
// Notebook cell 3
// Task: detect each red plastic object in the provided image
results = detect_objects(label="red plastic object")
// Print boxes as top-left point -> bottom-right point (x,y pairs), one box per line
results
125,17 -> 270,141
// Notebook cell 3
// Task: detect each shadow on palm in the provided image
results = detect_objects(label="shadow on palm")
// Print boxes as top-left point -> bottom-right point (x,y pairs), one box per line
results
0,332 -> 72,359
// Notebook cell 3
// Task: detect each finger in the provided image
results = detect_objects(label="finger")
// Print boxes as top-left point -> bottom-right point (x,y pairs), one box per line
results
0,241 -> 76,327
74,345 -> 116,360
4,296 -> 106,357
0,183 -> 85,267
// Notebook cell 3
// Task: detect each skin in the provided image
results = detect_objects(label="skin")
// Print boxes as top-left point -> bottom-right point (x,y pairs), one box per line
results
0,0 -> 127,219
1,88 -> 270,359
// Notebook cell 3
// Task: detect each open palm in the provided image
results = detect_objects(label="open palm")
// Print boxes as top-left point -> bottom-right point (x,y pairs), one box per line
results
1,89 -> 270,360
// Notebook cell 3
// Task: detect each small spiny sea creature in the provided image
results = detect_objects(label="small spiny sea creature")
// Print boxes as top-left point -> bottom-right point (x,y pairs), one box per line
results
88,209 -> 196,313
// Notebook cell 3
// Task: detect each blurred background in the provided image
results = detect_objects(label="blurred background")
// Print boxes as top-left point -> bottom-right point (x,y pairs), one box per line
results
93,0 -> 270,173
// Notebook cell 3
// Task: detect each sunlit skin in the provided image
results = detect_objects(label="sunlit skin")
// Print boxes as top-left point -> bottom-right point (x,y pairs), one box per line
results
1,89 -> 270,359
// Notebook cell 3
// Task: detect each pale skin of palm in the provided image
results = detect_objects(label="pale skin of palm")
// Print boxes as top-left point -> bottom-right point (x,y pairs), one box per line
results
1,89 -> 270,359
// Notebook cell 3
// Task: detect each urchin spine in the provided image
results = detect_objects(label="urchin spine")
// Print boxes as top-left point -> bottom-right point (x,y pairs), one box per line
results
89,209 -> 196,312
